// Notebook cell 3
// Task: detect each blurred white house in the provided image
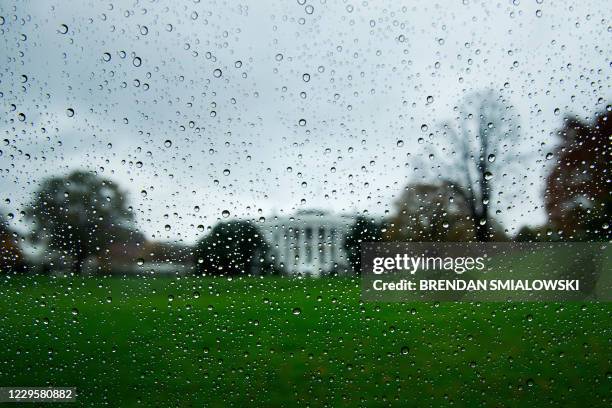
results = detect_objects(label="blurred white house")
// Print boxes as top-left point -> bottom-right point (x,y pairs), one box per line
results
262,210 -> 353,276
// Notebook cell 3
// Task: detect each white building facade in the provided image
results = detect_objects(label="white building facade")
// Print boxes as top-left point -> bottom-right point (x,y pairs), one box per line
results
261,210 -> 354,276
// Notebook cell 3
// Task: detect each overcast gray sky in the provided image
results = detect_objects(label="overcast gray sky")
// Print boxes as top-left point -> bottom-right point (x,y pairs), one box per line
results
1,0 -> 610,244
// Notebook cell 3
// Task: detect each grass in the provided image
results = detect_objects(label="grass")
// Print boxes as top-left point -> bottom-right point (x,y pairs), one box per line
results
0,275 -> 610,407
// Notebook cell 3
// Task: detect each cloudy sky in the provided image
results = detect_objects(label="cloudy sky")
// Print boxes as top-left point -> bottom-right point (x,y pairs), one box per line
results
1,0 -> 610,244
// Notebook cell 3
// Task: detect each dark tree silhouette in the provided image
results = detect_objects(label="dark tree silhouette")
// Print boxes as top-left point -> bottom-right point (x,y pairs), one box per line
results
25,170 -> 136,274
514,225 -> 539,242
194,220 -> 279,276
388,181 -> 476,242
544,107 -> 611,241
432,90 -> 519,241
344,216 -> 384,275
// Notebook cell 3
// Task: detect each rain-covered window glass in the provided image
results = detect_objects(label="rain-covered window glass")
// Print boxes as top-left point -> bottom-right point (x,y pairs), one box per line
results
0,0 -> 610,406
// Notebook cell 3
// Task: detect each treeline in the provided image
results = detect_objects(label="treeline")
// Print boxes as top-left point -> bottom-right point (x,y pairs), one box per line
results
1,99 -> 609,276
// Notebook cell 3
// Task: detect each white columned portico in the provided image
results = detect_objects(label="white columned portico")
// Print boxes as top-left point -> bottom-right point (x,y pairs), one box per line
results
262,211 -> 353,276
297,229 -> 305,273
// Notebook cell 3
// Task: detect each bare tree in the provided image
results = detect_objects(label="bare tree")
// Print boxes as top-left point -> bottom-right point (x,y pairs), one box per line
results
428,90 -> 519,241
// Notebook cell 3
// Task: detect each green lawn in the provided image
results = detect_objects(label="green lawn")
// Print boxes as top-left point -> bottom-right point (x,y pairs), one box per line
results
0,275 -> 610,407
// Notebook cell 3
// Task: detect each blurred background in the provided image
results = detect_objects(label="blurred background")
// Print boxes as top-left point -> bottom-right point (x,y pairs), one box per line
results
0,1 -> 610,406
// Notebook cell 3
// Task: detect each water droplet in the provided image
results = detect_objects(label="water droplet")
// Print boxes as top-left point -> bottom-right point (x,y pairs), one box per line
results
59,24 -> 68,34
222,210 -> 230,218
66,108 -> 75,117
133,56 -> 142,67
213,69 -> 222,78
164,140 -> 172,148
292,307 -> 301,315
